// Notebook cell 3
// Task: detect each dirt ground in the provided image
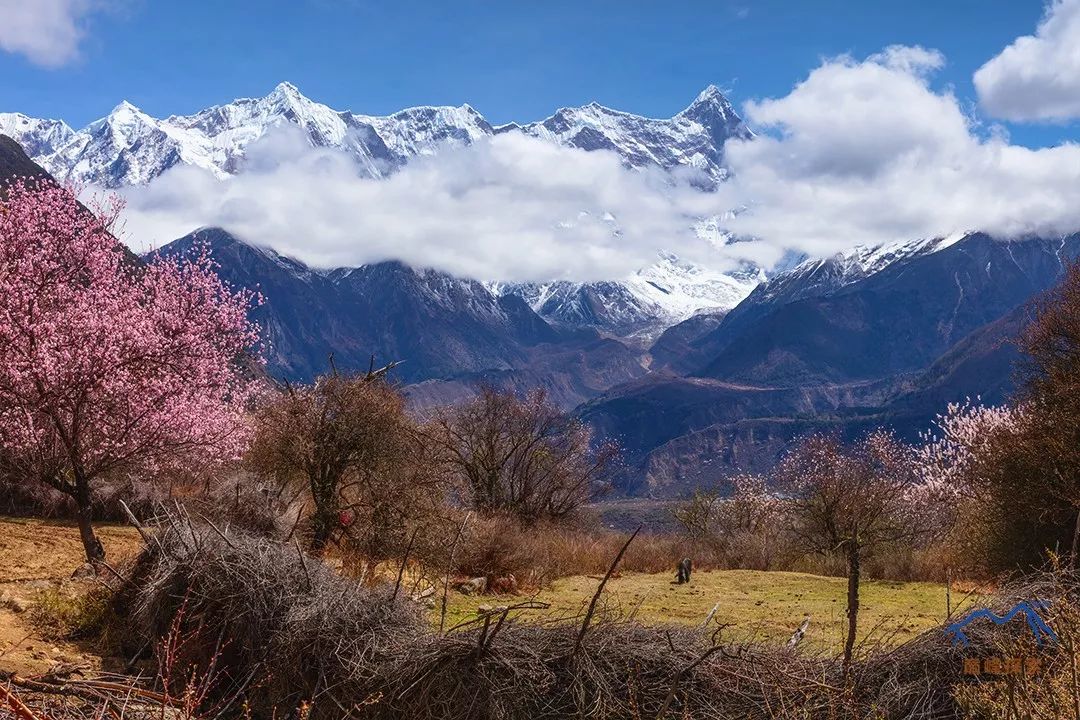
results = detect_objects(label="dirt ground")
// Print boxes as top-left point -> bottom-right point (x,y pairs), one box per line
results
0,517 -> 142,677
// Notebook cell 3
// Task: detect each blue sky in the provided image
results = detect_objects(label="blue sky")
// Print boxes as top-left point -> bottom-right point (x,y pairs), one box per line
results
1,0 -> 1069,147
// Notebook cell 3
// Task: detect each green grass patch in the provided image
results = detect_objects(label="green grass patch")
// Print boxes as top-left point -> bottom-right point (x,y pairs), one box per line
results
30,586 -> 114,642
442,569 -> 973,652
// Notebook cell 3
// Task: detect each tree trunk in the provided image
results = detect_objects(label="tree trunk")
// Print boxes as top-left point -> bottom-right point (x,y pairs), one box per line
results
843,542 -> 860,675
73,468 -> 105,564
309,472 -> 339,554
1071,506 -> 1080,569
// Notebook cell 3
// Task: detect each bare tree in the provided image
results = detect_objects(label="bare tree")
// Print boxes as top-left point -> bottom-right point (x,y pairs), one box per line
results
247,361 -> 418,553
777,432 -> 930,673
427,387 -> 618,524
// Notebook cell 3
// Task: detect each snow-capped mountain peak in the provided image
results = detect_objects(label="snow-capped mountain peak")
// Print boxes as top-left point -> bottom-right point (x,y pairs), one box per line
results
750,232 -> 976,307
96,101 -> 155,137
0,113 -> 76,158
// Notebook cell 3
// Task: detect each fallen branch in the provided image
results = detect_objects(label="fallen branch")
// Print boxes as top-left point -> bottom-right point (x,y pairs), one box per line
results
656,645 -> 725,719
391,527 -> 419,604
572,525 -> 640,659
1,683 -> 49,720
440,512 -> 472,634
118,499 -> 153,548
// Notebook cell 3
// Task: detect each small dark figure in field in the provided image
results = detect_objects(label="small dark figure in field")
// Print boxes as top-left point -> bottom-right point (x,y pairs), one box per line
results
676,557 -> 692,584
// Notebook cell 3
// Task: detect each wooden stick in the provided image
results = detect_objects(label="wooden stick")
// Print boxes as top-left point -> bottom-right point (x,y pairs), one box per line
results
1,683 -> 50,720
284,502 -> 306,544
294,537 -> 313,592
440,512 -> 472,634
787,616 -> 811,648
572,525 -> 640,659
118,500 -> 152,547
199,513 -> 237,549
700,601 -> 721,632
391,527 -> 419,604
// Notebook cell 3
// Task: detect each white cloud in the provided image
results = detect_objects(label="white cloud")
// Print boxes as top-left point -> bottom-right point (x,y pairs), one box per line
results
974,0 -> 1080,122
113,45 -> 1080,282
115,128 -> 749,282
713,48 -> 1080,257
868,44 -> 945,76
0,0 -> 103,68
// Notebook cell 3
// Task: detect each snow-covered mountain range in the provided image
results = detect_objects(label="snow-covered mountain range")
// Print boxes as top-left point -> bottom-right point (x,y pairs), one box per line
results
0,83 -> 747,188
1,83 -> 757,336
0,83 -> 493,186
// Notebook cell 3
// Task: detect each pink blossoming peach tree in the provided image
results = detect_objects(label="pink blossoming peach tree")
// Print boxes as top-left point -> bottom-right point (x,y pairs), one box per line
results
0,179 -> 261,563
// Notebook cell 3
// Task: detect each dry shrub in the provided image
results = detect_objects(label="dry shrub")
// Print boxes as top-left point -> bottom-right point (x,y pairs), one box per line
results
115,518 -> 424,719
178,471 -> 297,539
382,621 -> 839,719
426,387 -> 618,524
0,470 -> 172,520
450,513 -> 714,591
452,513 -> 537,585
246,369 -> 430,554
0,462 -> 261,536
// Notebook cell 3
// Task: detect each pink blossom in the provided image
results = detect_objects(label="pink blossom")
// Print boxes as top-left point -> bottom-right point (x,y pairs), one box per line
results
0,179 -> 261,557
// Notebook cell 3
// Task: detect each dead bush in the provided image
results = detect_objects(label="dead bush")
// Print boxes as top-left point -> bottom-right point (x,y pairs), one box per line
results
115,517 -> 424,718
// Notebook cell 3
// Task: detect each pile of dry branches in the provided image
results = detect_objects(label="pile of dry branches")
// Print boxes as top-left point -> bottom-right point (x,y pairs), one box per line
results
110,512 -> 423,718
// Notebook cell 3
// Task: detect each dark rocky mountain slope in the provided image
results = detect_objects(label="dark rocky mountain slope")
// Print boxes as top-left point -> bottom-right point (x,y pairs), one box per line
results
152,229 -> 647,408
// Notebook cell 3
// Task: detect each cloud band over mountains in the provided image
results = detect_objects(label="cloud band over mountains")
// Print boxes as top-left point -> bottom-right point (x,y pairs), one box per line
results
107,7 -> 1080,282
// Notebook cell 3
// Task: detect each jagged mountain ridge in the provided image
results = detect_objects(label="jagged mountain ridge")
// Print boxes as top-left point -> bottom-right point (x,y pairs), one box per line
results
497,85 -> 751,186
693,232 -> 1076,385
0,84 -> 493,187
1,83 -> 757,334
0,82 -> 747,189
